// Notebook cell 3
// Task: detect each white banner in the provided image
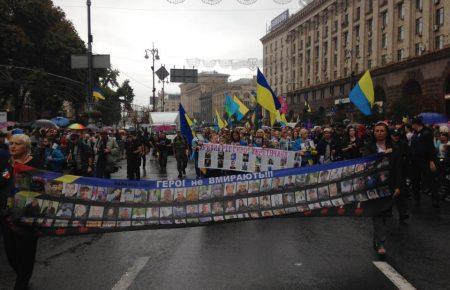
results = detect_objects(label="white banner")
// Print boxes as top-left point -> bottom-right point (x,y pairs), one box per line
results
198,143 -> 301,172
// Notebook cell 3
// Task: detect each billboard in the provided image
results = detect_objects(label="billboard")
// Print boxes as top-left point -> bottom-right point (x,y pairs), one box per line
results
270,10 -> 289,31
170,68 -> 198,83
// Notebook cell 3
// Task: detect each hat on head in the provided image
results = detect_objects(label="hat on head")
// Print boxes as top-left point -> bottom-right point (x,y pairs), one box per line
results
391,129 -> 401,136
411,116 -> 424,125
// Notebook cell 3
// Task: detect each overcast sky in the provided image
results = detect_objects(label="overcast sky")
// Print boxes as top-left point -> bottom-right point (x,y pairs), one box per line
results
53,0 -> 303,106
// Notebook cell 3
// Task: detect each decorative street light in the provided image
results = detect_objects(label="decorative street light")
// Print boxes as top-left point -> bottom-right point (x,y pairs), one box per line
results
158,78 -> 170,112
144,44 -> 160,112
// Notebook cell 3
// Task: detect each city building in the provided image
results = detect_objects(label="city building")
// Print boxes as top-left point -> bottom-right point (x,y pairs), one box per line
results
180,71 -> 256,122
156,93 -> 181,112
261,0 -> 450,118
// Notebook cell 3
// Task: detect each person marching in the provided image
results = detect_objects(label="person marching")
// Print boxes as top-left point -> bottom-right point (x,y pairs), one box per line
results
173,130 -> 189,179
94,131 -> 120,179
156,132 -> 171,174
124,131 -> 142,180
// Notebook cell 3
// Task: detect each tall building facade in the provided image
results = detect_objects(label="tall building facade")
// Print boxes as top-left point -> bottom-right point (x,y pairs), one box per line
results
261,0 -> 450,118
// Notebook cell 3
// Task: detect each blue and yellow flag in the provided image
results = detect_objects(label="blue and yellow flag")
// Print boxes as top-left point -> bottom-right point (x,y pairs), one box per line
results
225,94 -> 239,118
215,110 -> 227,129
178,104 -> 193,144
256,68 -> 281,114
233,95 -> 249,121
349,70 -> 374,116
93,87 -> 105,100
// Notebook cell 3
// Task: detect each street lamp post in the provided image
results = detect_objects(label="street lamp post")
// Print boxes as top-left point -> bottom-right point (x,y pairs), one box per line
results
158,77 -> 169,112
144,44 -> 160,112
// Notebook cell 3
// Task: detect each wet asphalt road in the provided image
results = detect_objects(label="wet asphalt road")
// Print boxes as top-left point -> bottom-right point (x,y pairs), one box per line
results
1,157 -> 449,290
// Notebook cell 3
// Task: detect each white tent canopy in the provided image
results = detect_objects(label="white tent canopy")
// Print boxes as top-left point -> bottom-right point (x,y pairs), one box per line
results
149,112 -> 179,126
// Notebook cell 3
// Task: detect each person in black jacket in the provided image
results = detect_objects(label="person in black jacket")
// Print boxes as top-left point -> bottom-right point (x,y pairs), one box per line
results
410,116 -> 439,208
365,122 -> 406,257
317,128 -> 341,164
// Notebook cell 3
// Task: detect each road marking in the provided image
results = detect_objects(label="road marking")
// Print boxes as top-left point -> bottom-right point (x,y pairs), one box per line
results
373,261 -> 416,290
112,256 -> 150,290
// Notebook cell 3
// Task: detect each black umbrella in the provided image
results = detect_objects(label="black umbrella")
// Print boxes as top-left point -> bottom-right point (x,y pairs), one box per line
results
32,119 -> 59,129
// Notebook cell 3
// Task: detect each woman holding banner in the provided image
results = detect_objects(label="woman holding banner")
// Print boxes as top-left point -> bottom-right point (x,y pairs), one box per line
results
365,122 -> 405,257
1,134 -> 42,290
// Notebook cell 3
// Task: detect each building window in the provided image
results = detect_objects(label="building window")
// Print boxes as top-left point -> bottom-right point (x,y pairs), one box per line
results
416,0 -> 423,12
368,39 -> 373,54
382,33 -> 388,49
368,59 -> 372,69
329,86 -> 334,96
355,45 -> 360,58
315,46 -> 320,57
381,11 -> 388,27
435,35 -> 444,50
397,49 -> 404,61
355,7 -> 360,21
415,42 -> 423,56
333,20 -> 338,33
367,0 -> 373,13
436,8 -> 444,26
307,36 -> 311,46
398,26 -> 405,41
344,32 -> 349,47
381,54 -> 387,65
367,19 -> 373,34
398,3 -> 405,20
324,26 -> 328,38
316,30 -> 320,41
333,53 -> 337,67
416,18 -> 423,35
355,25 -> 360,40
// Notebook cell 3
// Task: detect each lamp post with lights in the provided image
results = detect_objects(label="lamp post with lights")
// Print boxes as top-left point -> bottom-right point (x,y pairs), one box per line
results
144,44 -> 160,112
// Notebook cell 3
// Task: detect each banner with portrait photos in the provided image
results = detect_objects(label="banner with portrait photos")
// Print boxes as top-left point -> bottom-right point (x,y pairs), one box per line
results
198,143 -> 302,172
11,154 -> 392,236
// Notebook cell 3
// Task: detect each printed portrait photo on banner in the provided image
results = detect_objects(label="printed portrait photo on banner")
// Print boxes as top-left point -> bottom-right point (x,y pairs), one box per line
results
174,219 -> 186,225
199,217 -> 212,223
331,198 -> 345,207
92,187 -> 108,202
118,207 -> 132,220
224,182 -> 236,197
199,203 -> 211,216
261,210 -> 274,217
306,172 -> 319,185
342,165 -> 355,177
306,188 -> 318,202
297,205 -> 310,212
271,194 -> 283,207
161,188 -> 174,203
321,200 -> 333,208
173,206 -> 186,218
340,180 -> 353,193
187,187 -> 199,201
88,206 -> 104,219
249,211 -> 260,218
260,178 -> 272,192
23,198 -> 41,217
248,180 -> 260,193
329,168 -> 342,181
147,207 -> 159,219
132,208 -> 146,220
103,206 -> 118,220
284,175 -> 295,189
77,185 -> 92,201
102,221 -> 116,228
295,190 -> 306,204
366,175 -> 379,189
236,181 -> 248,195
186,204 -> 198,217
353,177 -> 366,191
212,201 -> 224,214
355,163 -> 365,173
355,193 -> 369,202
174,188 -> 187,202
133,189 -> 147,203
308,202 -> 321,210
62,183 -> 78,198
343,195 -> 355,204
283,192 -> 296,206
46,181 -> 63,196
259,195 -> 271,209
318,170 -> 330,183
199,185 -> 211,200
273,209 -> 285,216
224,200 -> 236,213
318,186 -> 330,200
148,189 -> 161,202
367,189 -> 379,199
107,188 -> 122,202
73,204 -> 89,219
236,198 -> 248,211
121,188 -> 135,203
295,174 -> 306,186
41,200 -> 58,217
272,177 -> 283,190
211,184 -> 223,198
247,197 -> 259,210
329,183 -> 339,197
56,203 -> 73,218
160,206 -> 173,218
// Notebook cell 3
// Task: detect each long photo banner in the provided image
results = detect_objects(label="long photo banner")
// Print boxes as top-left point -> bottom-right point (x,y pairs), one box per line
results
198,143 -> 301,172
10,154 -> 392,236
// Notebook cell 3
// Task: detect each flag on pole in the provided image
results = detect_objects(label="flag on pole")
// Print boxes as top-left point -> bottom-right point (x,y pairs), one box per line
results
178,104 -> 193,144
256,68 -> 281,114
349,70 -> 375,116
233,95 -> 249,121
225,93 -> 239,118
215,110 -> 227,129
93,87 -> 105,100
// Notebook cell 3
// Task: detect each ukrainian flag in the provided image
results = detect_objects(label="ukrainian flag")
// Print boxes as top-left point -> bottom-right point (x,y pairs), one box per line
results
178,104 -> 193,144
256,68 -> 281,114
233,95 -> 249,121
215,110 -> 227,129
349,70 -> 374,116
93,87 -> 105,100
225,94 -> 239,118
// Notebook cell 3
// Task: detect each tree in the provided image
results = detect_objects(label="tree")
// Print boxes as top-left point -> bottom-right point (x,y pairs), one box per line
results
0,0 -> 86,120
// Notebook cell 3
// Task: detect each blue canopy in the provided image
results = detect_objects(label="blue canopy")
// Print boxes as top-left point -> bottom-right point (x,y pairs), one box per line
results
418,112 -> 448,125
51,117 -> 70,127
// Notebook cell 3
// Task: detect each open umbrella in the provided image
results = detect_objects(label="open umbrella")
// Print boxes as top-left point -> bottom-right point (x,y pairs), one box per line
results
32,119 -> 59,129
68,123 -> 86,130
418,112 -> 448,125
86,124 -> 99,131
51,117 -> 70,127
